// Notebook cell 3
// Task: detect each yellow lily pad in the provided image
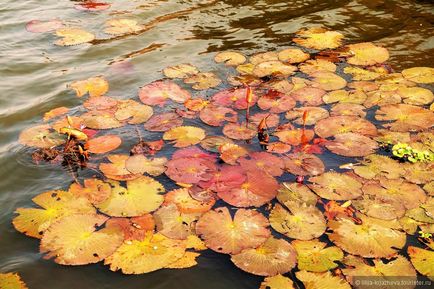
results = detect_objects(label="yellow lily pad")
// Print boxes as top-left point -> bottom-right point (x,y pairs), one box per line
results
105,232 -> 186,274
293,27 -> 344,50
163,126 -> 206,148
402,67 -> 434,84
292,239 -> 344,272
40,214 -> 123,265
259,275 -> 294,289
12,190 -> 95,239
296,270 -> 351,289
55,28 -> 94,46
407,246 -> 434,281
308,172 -> 363,200
0,273 -> 28,289
96,176 -> 165,217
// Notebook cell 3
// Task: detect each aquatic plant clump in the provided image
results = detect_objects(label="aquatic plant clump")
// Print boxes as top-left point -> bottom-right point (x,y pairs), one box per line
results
14,26 -> 434,288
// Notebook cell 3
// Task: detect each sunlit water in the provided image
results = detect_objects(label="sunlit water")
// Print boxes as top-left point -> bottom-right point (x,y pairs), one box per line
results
0,1 -> 433,288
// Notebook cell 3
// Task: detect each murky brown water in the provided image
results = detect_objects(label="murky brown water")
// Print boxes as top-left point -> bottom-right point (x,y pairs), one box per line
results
0,1 -> 433,288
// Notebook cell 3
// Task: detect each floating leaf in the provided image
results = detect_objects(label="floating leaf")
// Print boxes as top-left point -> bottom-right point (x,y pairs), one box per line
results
199,105 -> 237,127
106,215 -> 155,241
345,42 -> 389,66
75,2 -> 111,11
143,112 -> 183,132
196,207 -> 270,254
0,273 -> 28,289
250,52 -> 278,64
139,80 -> 191,106
223,123 -> 256,140
40,214 -> 123,265
258,91 -> 296,113
259,275 -> 294,289
114,99 -> 153,124
299,59 -> 336,74
166,251 -> 200,269
402,67 -> 434,84
231,236 -> 297,276
353,154 -> 403,180
362,178 -> 426,210
283,153 -> 325,176
296,271 -> 351,289
239,152 -> 285,177
269,203 -> 326,240
311,71 -> 347,91
165,157 -> 215,184
278,48 -> 309,64
252,61 -> 297,78
104,19 -> 142,35
220,143 -> 248,165
315,116 -> 377,138
286,107 -> 329,125
292,239 -> 343,272
184,72 -> 221,90
328,214 -> 406,258
277,182 -> 318,207
274,129 -> 314,146
344,66 -> 382,81
100,154 -> 141,180
325,133 -> 378,157
69,179 -> 111,205
331,103 -> 367,117
266,142 -> 292,154
55,28 -> 95,46
19,124 -> 65,148
375,104 -> 434,132
96,176 -> 165,217
12,190 -> 95,239
215,51 -> 247,66
293,27 -> 344,50
323,89 -> 367,105
43,107 -> 69,121
163,63 -> 199,79
216,167 -> 279,207
125,154 -> 167,176
105,232 -> 186,274
290,87 -> 326,106
83,96 -> 118,111
86,135 -> 121,154
309,172 -> 363,200
353,194 -> 406,220
26,19 -> 63,33
342,254 -> 416,285
212,87 -> 258,109
408,246 -> 434,280
154,204 -> 200,239
81,110 -> 123,129
164,188 -> 215,213
250,113 -> 280,128
364,89 -> 402,108
163,126 -> 206,147
403,162 -> 434,185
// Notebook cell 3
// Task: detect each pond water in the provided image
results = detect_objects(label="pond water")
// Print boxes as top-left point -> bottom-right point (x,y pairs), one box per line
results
0,1 -> 433,288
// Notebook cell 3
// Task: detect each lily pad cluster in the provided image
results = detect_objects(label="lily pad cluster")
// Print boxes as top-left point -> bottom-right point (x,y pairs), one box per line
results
14,27 -> 434,288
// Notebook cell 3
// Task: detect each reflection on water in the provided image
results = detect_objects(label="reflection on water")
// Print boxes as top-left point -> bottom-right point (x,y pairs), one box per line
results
0,0 -> 433,288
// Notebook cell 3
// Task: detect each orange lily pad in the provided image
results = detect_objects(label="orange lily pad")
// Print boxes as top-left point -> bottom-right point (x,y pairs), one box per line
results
100,154 -> 141,181
314,116 -> 377,138
238,151 -> 285,177
286,107 -> 329,125
278,48 -> 310,64
86,135 -> 121,154
308,172 -> 363,200
55,28 -> 95,46
283,153 -> 325,176
19,124 -> 65,148
143,112 -> 183,132
219,143 -> 249,165
258,91 -> 296,113
125,154 -> 167,176
330,103 -> 367,117
153,204 -> 200,239
164,188 -> 215,213
163,63 -> 199,79
252,60 -> 297,78
325,133 -> 378,157
375,104 -> 434,132
311,71 -> 347,91
212,87 -> 258,109
215,51 -> 247,66
231,236 -> 297,276
184,72 -> 221,90
105,214 -> 155,241
69,76 -> 108,97
199,105 -> 237,127
290,87 -> 326,106
69,178 -> 111,205
299,59 -> 336,75
345,42 -> 389,66
402,67 -> 434,84
196,207 -> 270,254
293,27 -> 344,50
40,214 -> 123,265
274,129 -> 314,145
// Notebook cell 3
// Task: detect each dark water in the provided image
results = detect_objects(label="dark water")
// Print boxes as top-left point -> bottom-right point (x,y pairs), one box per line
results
0,1 -> 433,288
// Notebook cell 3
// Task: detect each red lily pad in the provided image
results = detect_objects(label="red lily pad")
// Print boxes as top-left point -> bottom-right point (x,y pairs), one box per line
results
165,157 -> 216,184
274,129 -> 314,146
143,112 -> 183,132
139,80 -> 191,107
283,153 -> 325,176
199,105 -> 237,127
238,152 -> 285,177
212,88 -> 258,109
257,90 -> 296,113
74,2 -> 111,11
83,96 -> 118,111
223,123 -> 256,140
86,135 -> 122,154
25,19 -> 63,33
